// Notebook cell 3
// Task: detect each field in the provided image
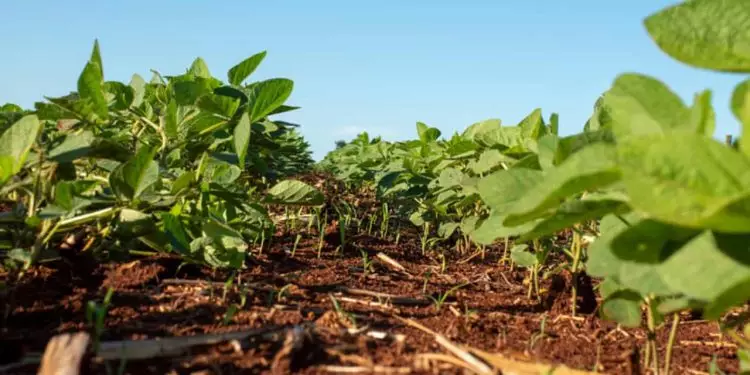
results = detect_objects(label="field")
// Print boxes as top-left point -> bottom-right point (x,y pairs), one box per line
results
2,1 -> 750,374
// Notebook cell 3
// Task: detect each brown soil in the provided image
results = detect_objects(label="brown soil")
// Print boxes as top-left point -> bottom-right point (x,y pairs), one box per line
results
0,231 -> 740,374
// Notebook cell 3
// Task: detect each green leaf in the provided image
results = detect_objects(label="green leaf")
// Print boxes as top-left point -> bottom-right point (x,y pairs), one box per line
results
644,0 -> 750,73
228,51 -> 267,86
618,132 -> 750,233
659,231 -> 750,319
78,60 -> 108,121
89,40 -> 103,77
54,180 -> 97,212
504,143 -> 621,226
161,212 -> 191,254
233,112 -> 251,169
117,209 -> 155,237
417,122 -> 441,142
600,73 -> 690,139
478,168 -> 544,213
129,74 -> 146,108
510,244 -> 536,267
188,57 -> 211,78
103,81 -> 134,110
247,78 -> 294,123
49,131 -> 95,163
470,212 -> 537,245
601,290 -> 643,328
197,94 -> 240,118
171,171 -> 195,195
0,115 -> 42,183
689,90 -> 715,138
462,119 -> 501,140
469,149 -> 511,175
731,79 -> 750,157
264,180 -> 324,206
518,108 -> 544,139
164,99 -> 179,138
109,146 -> 159,201
517,199 -> 627,242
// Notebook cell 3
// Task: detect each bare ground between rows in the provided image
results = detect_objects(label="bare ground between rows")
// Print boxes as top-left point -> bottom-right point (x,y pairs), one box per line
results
0,233 -> 739,374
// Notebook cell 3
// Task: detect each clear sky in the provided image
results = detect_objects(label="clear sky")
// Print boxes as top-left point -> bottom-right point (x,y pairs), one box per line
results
2,1 -> 743,160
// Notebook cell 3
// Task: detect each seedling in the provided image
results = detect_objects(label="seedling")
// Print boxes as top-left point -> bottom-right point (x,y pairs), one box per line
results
85,287 -> 115,352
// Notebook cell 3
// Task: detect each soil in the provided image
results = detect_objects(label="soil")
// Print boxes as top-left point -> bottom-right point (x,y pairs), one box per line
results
0,229 -> 740,375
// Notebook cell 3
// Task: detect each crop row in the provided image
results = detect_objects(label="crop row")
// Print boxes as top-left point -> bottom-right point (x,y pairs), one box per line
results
318,0 -> 750,371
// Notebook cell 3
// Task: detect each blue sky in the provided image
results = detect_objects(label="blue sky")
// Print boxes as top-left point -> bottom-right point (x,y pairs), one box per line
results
2,1 -> 743,160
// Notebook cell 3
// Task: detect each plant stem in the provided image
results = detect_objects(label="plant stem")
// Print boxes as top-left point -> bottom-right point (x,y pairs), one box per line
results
646,298 -> 660,374
570,226 -> 583,317
663,313 -> 680,375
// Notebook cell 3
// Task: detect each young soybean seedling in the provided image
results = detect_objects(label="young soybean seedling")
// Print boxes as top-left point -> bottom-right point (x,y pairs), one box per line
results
86,287 -> 115,352
428,282 -> 467,312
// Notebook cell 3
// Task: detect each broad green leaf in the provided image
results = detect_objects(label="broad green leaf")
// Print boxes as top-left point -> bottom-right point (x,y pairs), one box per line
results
469,149 -> 511,175
164,99 -> 178,138
659,231 -> 750,319
588,213 -> 679,297
600,73 -> 689,139
462,119 -> 501,140
54,180 -> 97,212
161,212 -> 190,254
504,143 -> 621,226
438,222 -> 460,239
228,51 -> 267,86
618,133 -> 750,233
689,90 -> 715,138
233,112 -> 251,169
478,168 -> 544,213
171,171 -> 195,195
188,57 -> 212,78
129,74 -> 146,107
549,113 -> 559,135
518,108 -> 544,139
103,81 -> 134,110
470,212 -> 537,245
0,115 -> 42,182
247,78 -> 294,123
109,146 -> 159,201
78,61 -> 108,121
731,79 -> 750,157
644,0 -> 750,73
517,199 -> 627,242
49,131 -> 95,163
601,290 -> 643,328
197,94 -> 240,118
510,245 -> 536,267
554,128 -> 615,161
117,209 -> 155,237
89,40 -> 103,77
416,122 -> 441,142
173,78 -> 220,106
264,180 -> 324,206
536,134 -> 558,170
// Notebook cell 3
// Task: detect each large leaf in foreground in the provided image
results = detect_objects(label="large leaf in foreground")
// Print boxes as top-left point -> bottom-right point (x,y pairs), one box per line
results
644,0 -> 750,73
659,231 -> 750,319
618,132 -> 750,233
477,168 -> 543,213
264,180 -> 324,206
600,74 -> 690,139
503,143 -> 621,226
